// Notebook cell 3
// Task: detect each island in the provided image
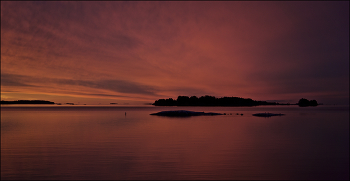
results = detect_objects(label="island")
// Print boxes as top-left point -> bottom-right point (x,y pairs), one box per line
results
297,98 -> 318,107
152,95 -> 283,107
150,110 -> 224,117
1,100 -> 55,104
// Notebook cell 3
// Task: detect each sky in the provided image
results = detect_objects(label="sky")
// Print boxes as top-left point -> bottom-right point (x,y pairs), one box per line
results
1,1 -> 349,105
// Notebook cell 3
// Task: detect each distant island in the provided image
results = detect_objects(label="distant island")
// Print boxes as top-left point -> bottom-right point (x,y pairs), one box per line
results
1,100 -> 55,104
152,95 -> 288,107
297,98 -> 318,107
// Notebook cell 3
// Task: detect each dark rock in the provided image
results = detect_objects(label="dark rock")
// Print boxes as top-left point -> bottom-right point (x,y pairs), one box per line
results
150,110 -> 223,117
252,113 -> 285,117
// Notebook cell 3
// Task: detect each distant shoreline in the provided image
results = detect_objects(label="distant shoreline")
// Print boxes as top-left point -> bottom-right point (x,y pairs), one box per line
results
0,97 -> 322,107
152,95 -> 294,107
1,100 -> 55,105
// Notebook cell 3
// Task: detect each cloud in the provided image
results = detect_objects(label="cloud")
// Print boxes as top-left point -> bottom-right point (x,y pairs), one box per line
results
1,1 -> 143,57
1,73 -> 158,97
0,74 -> 38,87
57,79 -> 157,96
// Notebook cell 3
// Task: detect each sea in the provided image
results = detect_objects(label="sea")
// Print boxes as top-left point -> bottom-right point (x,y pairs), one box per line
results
1,105 -> 349,180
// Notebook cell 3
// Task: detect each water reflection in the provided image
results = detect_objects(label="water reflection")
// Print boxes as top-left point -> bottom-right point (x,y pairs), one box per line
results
1,106 -> 349,179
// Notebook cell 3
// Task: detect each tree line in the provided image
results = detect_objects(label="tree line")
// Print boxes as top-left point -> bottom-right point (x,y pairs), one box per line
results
1,100 -> 55,104
152,95 -> 280,106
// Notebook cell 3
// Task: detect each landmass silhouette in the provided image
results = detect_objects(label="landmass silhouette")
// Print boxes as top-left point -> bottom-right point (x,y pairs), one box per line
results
1,97 -> 318,107
297,98 -> 318,107
152,95 -> 286,107
1,100 -> 55,104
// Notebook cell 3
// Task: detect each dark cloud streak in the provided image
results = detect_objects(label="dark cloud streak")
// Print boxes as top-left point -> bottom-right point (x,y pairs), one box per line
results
1,73 -> 158,96
1,74 -> 38,87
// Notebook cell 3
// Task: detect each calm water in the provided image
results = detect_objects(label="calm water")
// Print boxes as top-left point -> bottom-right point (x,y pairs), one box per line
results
1,105 -> 349,180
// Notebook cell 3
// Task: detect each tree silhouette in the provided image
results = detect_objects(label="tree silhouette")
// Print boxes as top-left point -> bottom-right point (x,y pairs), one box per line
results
298,98 -> 318,107
152,95 -> 280,106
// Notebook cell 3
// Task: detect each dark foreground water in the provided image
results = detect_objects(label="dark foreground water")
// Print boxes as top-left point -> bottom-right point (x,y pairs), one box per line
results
1,105 -> 349,180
